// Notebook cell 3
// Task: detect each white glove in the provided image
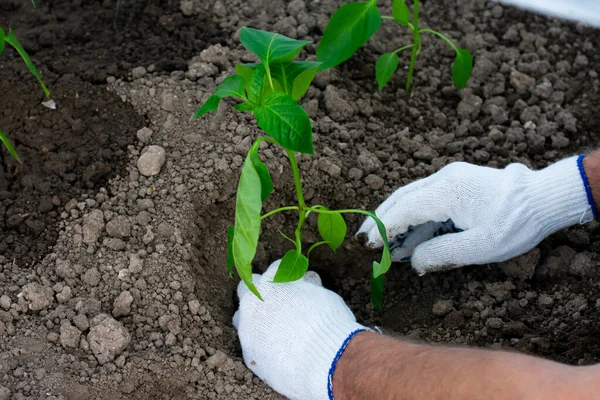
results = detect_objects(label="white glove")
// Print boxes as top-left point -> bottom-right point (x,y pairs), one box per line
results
233,260 -> 367,400
358,155 -> 595,276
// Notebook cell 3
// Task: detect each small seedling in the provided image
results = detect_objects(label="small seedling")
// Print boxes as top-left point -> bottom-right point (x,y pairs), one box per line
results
0,26 -> 51,162
316,0 -> 473,92
194,27 -> 392,308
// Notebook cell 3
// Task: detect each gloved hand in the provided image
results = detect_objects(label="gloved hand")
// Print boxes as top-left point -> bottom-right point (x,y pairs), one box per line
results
358,155 -> 595,276
233,260 -> 367,400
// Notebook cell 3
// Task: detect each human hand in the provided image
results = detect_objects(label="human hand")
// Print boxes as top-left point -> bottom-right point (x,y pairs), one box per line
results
233,260 -> 366,400
358,155 -> 594,276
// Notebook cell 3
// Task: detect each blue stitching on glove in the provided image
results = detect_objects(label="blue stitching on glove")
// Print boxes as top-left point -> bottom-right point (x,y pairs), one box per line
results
577,154 -> 598,219
327,329 -> 366,400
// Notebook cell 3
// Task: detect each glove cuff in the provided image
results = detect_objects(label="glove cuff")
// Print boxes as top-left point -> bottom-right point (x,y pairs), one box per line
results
303,321 -> 367,400
529,154 -> 594,236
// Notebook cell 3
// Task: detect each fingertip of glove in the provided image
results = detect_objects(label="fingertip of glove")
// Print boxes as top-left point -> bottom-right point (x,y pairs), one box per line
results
355,230 -> 369,246
232,310 -> 240,330
303,271 -> 323,287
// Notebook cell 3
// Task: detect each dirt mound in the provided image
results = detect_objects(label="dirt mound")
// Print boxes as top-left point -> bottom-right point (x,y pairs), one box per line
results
0,0 -> 599,398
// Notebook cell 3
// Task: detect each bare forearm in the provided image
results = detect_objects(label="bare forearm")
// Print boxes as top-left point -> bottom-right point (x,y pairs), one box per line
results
333,332 -> 598,400
583,150 -> 600,215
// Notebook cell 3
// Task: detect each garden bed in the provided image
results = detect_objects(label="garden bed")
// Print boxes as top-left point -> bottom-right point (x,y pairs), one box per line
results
0,0 -> 599,398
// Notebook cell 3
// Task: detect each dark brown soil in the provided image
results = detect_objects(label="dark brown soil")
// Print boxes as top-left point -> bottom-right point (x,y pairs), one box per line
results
1,0 -> 600,398
0,0 -> 228,265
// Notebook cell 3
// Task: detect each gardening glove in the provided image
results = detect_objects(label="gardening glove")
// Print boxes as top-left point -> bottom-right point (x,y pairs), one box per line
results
358,155 -> 596,276
233,260 -> 367,400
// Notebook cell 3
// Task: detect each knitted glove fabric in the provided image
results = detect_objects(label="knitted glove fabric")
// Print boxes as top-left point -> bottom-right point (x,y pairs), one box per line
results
358,155 -> 594,276
233,260 -> 366,400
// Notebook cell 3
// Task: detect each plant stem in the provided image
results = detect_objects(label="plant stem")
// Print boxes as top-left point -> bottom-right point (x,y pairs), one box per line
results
261,206 -> 299,220
306,207 -> 374,218
419,29 -> 459,52
393,44 -> 415,55
286,149 -> 307,251
405,0 -> 420,93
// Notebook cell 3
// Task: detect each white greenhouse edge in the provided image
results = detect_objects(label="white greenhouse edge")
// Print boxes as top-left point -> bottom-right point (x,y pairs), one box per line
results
496,0 -> 600,28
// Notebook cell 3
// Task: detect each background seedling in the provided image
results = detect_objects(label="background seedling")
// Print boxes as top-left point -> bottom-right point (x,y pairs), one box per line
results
0,26 -> 51,163
194,27 -> 392,308
316,0 -> 473,92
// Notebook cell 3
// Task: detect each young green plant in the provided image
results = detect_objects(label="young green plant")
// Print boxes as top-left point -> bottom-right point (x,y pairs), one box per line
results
194,27 -> 392,308
316,0 -> 473,92
0,27 -> 51,162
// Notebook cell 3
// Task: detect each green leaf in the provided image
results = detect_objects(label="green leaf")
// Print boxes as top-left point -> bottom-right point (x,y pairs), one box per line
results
451,48 -> 473,89
0,128 -> 21,163
249,146 -> 273,202
234,102 -> 255,112
273,249 -> 309,283
253,93 -> 313,154
235,63 -> 282,101
227,226 -> 235,278
193,75 -> 247,118
232,153 -> 264,300
0,28 -> 5,57
317,211 -> 347,252
392,0 -> 410,26
240,27 -> 311,67
5,29 -> 50,98
371,273 -> 384,309
194,95 -> 221,118
270,61 -> 321,100
247,64 -> 265,106
316,1 -> 382,71
372,242 -> 391,277
366,212 -> 392,278
236,63 -> 261,83
375,52 -> 399,91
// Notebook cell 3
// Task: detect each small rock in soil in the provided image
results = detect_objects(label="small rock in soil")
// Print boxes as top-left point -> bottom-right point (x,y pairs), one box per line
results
485,281 -> 515,302
83,210 -> 105,244
136,127 -> 153,142
537,294 -> 554,307
0,295 -> 11,310
82,267 -> 101,287
0,386 -> 10,400
323,85 -> 354,121
486,317 -> 504,330
73,314 -> 90,331
569,252 -> 594,277
499,248 -> 539,280
131,66 -> 147,80
113,291 -> 134,317
457,93 -> 482,120
106,216 -> 132,238
160,92 -> 178,112
129,254 -> 144,273
365,174 -> 384,190
510,70 -> 535,94
206,350 -> 229,370
188,299 -> 202,315
432,299 -> 453,316
22,283 -> 54,312
357,151 -> 381,173
443,310 -> 465,329
502,321 -> 529,338
104,238 -> 126,251
137,145 -> 166,177
88,315 -> 131,365
60,323 -> 82,348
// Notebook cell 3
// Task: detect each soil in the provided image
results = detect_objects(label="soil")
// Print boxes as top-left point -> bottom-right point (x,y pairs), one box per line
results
1,0 -> 599,398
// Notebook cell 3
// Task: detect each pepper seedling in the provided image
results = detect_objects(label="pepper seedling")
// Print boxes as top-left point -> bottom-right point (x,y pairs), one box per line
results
193,27 -> 392,308
316,0 -> 473,92
0,27 -> 51,162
